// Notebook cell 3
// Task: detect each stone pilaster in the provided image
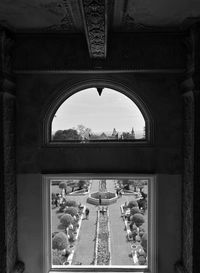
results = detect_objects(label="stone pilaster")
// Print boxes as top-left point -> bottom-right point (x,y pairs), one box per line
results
175,29 -> 195,273
182,88 -> 194,273
192,88 -> 200,273
193,24 -> 200,272
177,25 -> 200,273
0,28 -> 24,273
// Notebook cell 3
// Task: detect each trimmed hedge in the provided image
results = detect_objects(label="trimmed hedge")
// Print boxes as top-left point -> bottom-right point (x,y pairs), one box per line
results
52,232 -> 69,250
59,181 -> 68,189
128,200 -> 138,208
131,213 -> 145,227
65,207 -> 78,217
60,214 -> 74,228
65,200 -> 78,207
130,206 -> 140,215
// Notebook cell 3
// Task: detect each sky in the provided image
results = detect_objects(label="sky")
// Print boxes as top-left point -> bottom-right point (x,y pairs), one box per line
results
52,88 -> 145,136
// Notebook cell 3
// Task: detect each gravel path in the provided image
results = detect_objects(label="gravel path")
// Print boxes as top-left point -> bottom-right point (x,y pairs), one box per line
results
72,180 -> 100,265
106,181 -> 135,265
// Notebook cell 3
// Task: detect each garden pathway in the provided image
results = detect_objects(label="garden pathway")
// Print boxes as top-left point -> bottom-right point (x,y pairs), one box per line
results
107,180 -> 134,265
72,180 -> 100,265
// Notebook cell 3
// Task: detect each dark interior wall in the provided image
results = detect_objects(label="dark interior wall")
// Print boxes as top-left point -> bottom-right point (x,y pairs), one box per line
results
16,73 -> 183,273
15,33 -> 184,273
17,174 -> 181,273
16,73 -> 183,174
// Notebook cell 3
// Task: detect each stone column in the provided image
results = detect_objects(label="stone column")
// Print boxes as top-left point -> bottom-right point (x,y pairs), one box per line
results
0,29 -> 24,273
176,26 -> 200,273
175,30 -> 195,273
192,87 -> 200,273
182,87 -> 194,273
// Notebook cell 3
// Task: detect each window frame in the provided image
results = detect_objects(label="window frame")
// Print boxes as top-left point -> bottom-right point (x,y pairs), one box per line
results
42,174 -> 157,273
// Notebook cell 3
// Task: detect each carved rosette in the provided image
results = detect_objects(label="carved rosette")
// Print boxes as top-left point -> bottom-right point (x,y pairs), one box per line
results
81,0 -> 107,58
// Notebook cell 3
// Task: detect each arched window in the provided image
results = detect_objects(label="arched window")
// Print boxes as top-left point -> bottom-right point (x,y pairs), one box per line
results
50,87 -> 149,143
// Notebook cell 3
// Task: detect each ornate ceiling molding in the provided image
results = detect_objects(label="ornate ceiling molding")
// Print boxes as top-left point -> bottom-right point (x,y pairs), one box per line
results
81,0 -> 107,58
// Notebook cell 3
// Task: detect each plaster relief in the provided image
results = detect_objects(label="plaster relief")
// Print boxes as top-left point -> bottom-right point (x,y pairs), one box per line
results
81,0 -> 107,58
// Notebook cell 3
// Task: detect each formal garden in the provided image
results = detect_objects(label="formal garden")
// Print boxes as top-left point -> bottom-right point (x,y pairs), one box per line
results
50,179 -> 148,267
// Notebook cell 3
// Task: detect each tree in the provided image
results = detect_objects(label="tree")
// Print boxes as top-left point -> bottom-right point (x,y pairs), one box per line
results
130,206 -> 140,215
60,214 -> 74,228
53,130 -> 66,140
131,213 -> 145,227
65,200 -> 77,207
122,179 -> 130,190
128,200 -> 138,208
53,129 -> 80,141
59,181 -> 67,190
78,180 -> 85,189
77,124 -> 92,139
52,232 -> 69,250
65,207 -> 78,217
141,233 -> 148,253
63,129 -> 80,140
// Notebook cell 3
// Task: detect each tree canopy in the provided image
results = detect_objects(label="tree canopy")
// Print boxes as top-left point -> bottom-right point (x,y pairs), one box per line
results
53,129 -> 81,141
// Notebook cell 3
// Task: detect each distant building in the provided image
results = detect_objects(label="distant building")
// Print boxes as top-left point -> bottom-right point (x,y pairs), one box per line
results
121,127 -> 135,140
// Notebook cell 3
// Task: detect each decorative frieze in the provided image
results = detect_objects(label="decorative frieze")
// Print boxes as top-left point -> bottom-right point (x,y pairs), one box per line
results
81,0 -> 107,58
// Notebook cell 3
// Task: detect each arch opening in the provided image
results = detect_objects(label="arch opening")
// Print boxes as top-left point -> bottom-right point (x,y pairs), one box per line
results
50,87 -> 147,143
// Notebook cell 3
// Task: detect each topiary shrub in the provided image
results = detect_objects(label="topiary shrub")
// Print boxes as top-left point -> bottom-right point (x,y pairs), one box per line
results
52,232 -> 69,250
141,233 -> 147,253
59,181 -> 68,189
65,207 -> 78,217
139,225 -> 146,238
78,180 -> 86,189
60,214 -> 74,228
138,255 -> 146,265
128,200 -> 138,208
130,206 -> 140,215
52,250 -> 62,265
131,213 -> 145,227
65,200 -> 77,207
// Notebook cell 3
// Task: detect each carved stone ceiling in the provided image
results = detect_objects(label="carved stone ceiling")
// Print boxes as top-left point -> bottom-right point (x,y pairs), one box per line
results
0,0 -> 200,31
0,0 -> 200,58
